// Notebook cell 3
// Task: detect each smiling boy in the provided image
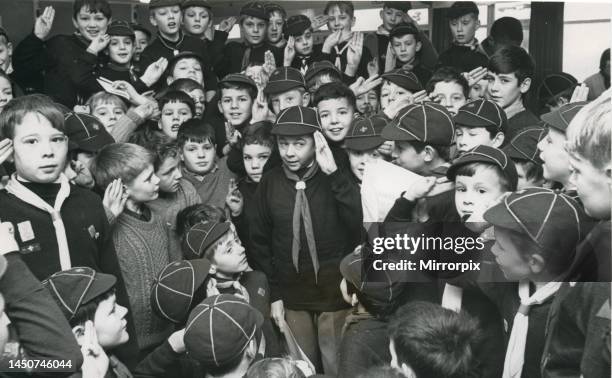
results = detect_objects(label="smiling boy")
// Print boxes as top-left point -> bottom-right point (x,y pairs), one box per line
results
314,82 -> 356,147
158,90 -> 195,140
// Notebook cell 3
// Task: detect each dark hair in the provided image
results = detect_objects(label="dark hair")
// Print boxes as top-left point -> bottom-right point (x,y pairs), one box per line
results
515,160 -> 544,186
240,121 -> 275,150
169,78 -> 205,94
490,17 -> 523,47
176,204 -> 227,239
73,0 -> 112,20
313,82 -> 357,109
488,45 -> 535,85
306,70 -> 343,93
265,3 -> 287,19
600,48 -> 610,73
388,301 -> 482,378
324,1 -> 355,17
176,118 -> 216,148
71,288 -> 116,327
426,66 -> 469,98
159,90 -> 196,116
390,23 -> 420,42
396,140 -> 451,162
454,162 -> 515,191
0,94 -> 64,139
219,81 -> 257,101
168,56 -> 204,81
150,137 -> 180,171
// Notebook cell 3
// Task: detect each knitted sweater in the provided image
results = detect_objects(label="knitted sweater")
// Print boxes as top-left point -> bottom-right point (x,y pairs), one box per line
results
149,179 -> 201,261
181,157 -> 236,209
112,207 -> 173,351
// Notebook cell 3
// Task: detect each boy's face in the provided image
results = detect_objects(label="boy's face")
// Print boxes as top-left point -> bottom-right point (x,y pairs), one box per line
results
0,76 -> 13,113
212,229 -> 249,273
159,101 -> 193,139
537,128 -> 570,183
92,294 -> 129,349
92,103 -> 126,131
188,89 -> 206,118
568,152 -> 611,219
156,155 -> 182,193
267,11 -> 284,44
294,30 -> 314,55
454,166 -> 506,220
270,89 -> 307,115
183,6 -> 211,36
391,34 -> 421,64
380,7 -> 406,31
355,89 -> 379,116
243,143 -> 272,182
73,6 -> 109,42
515,161 -> 543,190
108,36 -> 134,65
76,151 -> 96,169
171,58 -> 203,85
349,148 -> 382,181
308,73 -> 337,96
455,126 -> 500,153
241,16 -> 267,45
469,79 -> 488,101
133,30 -> 149,61
13,113 -> 68,183
326,6 -> 354,35
431,81 -> 466,116
449,14 -> 479,45
181,139 -> 216,175
125,164 -> 160,202
392,141 -> 426,175
150,6 -> 182,38
317,97 -> 354,143
380,81 -> 413,111
277,134 -> 315,171
491,227 -> 535,281
487,72 -> 530,109
219,88 -> 253,126
0,41 -> 13,73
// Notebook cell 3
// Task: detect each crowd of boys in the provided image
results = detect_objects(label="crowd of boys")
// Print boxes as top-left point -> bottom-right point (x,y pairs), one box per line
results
0,0 -> 609,377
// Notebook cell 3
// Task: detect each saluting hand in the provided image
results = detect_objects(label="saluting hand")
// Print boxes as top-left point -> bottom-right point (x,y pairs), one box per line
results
284,36 -> 296,67
87,34 -> 110,55
314,131 -> 338,175
34,6 -> 55,40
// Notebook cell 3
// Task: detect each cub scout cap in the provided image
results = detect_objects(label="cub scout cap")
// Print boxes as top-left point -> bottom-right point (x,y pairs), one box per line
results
240,2 -> 268,20
271,105 -> 321,136
484,187 -> 590,253
131,23 -> 152,38
65,112 -> 114,152
383,1 -> 411,12
148,0 -> 181,10
264,67 -> 306,95
540,101 -> 588,133
447,145 -> 518,190
447,1 -> 479,19
107,20 -> 134,38
285,15 -> 312,37
538,72 -> 577,106
184,294 -> 264,368
454,99 -> 508,133
151,258 -> 212,324
381,102 -> 455,145
345,114 -> 387,151
181,0 -> 211,9
304,61 -> 341,83
381,68 -> 423,92
219,73 -> 258,94
503,126 -> 547,164
182,221 -> 231,260
389,23 -> 419,40
42,267 -> 116,321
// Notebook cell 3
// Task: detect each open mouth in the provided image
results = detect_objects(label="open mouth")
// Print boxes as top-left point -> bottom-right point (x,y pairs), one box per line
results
168,22 -> 177,28
328,127 -> 344,135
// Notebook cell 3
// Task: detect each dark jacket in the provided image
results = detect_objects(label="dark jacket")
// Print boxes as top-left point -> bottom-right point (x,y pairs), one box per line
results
436,43 -> 489,72
338,314 -> 390,378
217,42 -> 283,78
366,30 -> 439,75
507,109 -> 541,140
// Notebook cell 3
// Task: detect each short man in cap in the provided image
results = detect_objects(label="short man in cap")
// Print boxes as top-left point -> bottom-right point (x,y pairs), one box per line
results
283,15 -> 325,75
217,1 -> 283,77
250,105 -> 356,374
503,126 -> 547,189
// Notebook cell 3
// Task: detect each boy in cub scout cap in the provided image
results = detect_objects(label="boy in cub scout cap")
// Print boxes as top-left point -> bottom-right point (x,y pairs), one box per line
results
380,68 -> 424,111
264,67 -> 310,115
250,105 -> 356,373
454,98 -> 507,154
502,126 -> 546,189
283,15 -> 325,75
304,60 -> 344,96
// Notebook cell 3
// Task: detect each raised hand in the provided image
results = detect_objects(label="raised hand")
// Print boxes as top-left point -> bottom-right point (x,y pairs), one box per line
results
140,57 -> 169,87
133,101 -> 159,121
311,14 -> 330,30
225,178 -> 244,217
384,47 -> 396,73
570,83 -> 589,103
87,34 -> 111,55
462,66 -> 488,88
250,90 -> 274,123
346,32 -> 364,70
402,176 -> 437,201
168,329 -> 186,354
411,89 -> 429,104
284,36 -> 296,67
79,321 -> 109,378
225,120 -> 241,145
349,74 -> 382,97
271,299 -> 287,332
0,138 -> 13,166
218,16 -> 237,33
263,50 -> 277,76
314,131 -> 338,175
34,6 -> 55,40
367,57 -> 379,78
103,179 -> 128,219
322,30 -> 342,53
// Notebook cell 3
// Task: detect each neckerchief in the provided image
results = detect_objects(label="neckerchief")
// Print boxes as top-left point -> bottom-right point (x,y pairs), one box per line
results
157,31 -> 185,56
334,42 -> 350,71
6,173 -> 72,270
282,161 -> 320,283
298,55 -> 310,75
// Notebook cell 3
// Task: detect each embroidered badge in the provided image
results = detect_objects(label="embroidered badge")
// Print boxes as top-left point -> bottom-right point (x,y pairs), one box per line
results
258,288 -> 266,297
17,221 -> 35,242
88,225 -> 100,240
295,181 -> 306,190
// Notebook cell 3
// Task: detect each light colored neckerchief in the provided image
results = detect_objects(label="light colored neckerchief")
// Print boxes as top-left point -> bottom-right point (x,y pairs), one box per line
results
503,280 -> 562,378
334,40 -> 351,71
5,173 -> 72,270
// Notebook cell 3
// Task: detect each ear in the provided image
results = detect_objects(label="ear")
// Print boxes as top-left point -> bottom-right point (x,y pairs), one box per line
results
422,145 -> 436,162
157,118 -> 163,130
72,325 -> 86,346
492,132 -> 505,148
475,18 -> 481,29
351,17 -> 356,28
519,77 -> 532,94
302,92 -> 311,107
217,100 -> 223,114
529,254 -> 546,274
72,18 -> 79,31
379,9 -> 384,20
606,163 -> 612,187
149,14 -> 158,28
7,42 -> 13,57
415,41 -> 422,52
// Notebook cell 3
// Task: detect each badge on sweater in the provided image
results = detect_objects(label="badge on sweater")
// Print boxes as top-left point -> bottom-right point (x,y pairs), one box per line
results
258,288 -> 266,297
17,221 -> 35,242
88,225 -> 100,240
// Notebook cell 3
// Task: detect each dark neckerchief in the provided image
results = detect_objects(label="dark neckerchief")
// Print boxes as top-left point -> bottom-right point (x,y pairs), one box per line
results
19,180 -> 61,207
157,31 -> 185,54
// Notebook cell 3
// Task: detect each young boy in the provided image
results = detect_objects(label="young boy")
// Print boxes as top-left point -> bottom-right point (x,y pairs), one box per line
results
177,118 -> 236,208
265,3 -> 287,49
380,68 -> 423,111
131,23 -> 151,63
250,105 -> 356,374
388,301 -> 482,378
436,1 -> 488,71
487,45 -> 539,139
90,142 -> 173,354
482,188 -> 591,377
355,87 -> 380,117
264,67 -> 310,115
168,78 -> 206,118
387,23 -> 432,86
345,115 -> 387,184
283,15 -> 324,75
453,99 -> 507,154
425,66 -> 468,116
165,51 -> 206,89
502,126 -> 547,189
537,72 -> 578,114
304,60 -> 344,96
158,90 -> 195,140
313,82 -> 356,145
88,91 -> 128,133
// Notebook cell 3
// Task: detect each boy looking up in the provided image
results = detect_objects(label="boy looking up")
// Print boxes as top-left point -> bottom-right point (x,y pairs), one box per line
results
453,99 -> 507,154
487,45 -> 539,139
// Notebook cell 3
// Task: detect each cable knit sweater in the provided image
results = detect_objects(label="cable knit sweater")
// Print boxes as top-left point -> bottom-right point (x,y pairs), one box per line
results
149,179 -> 201,261
112,207 -> 172,351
